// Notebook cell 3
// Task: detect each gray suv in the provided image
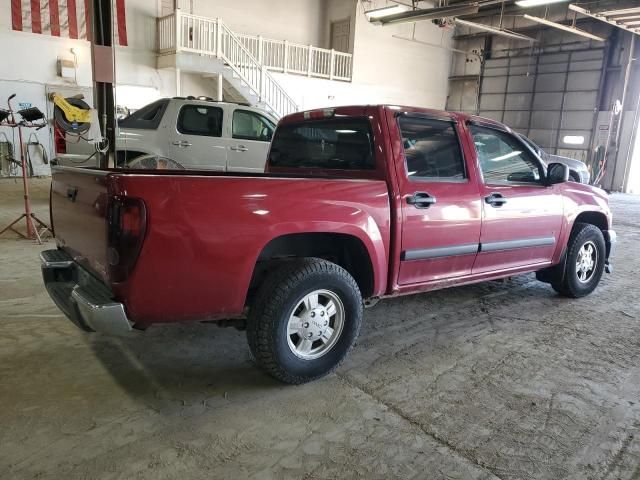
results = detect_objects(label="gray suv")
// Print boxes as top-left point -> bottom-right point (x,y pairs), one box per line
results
517,133 -> 591,184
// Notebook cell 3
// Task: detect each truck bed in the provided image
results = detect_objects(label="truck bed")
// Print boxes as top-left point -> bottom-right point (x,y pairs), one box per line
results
50,165 -> 391,325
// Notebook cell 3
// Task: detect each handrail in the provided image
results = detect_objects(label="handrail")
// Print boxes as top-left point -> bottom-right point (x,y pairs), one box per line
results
216,20 -> 298,116
236,33 -> 353,81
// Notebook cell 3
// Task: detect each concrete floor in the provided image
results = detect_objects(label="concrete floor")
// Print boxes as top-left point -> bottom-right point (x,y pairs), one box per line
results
1,177 -> 640,479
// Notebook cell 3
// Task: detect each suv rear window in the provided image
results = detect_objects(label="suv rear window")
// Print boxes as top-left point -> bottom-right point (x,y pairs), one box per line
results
118,99 -> 169,129
268,118 -> 375,170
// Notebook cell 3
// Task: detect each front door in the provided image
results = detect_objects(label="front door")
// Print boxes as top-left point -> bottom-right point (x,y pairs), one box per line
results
226,109 -> 276,172
469,123 -> 564,273
167,103 -> 226,170
393,113 -> 483,285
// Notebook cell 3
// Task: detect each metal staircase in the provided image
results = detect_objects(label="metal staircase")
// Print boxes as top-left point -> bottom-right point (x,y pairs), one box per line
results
157,10 -> 354,118
157,11 -> 299,117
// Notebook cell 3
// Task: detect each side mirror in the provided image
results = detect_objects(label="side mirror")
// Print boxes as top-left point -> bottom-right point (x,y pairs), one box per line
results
547,162 -> 569,185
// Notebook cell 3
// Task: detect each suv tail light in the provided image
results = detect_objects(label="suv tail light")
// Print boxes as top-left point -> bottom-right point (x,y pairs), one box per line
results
107,196 -> 147,283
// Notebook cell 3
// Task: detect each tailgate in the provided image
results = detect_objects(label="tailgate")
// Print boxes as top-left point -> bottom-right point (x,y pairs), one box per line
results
51,166 -> 111,282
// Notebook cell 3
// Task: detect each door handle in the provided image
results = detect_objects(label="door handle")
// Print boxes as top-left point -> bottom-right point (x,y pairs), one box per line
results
66,187 -> 78,202
230,145 -> 248,152
485,192 -> 507,207
406,192 -> 436,209
171,140 -> 192,147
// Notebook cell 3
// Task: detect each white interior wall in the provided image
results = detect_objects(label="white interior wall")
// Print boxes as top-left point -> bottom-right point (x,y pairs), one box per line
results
349,1 -> 453,109
190,0 -> 325,46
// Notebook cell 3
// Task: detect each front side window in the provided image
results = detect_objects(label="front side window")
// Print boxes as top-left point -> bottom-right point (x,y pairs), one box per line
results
232,110 -> 275,142
177,105 -> 223,137
398,116 -> 465,181
268,118 -> 374,170
470,125 -> 543,184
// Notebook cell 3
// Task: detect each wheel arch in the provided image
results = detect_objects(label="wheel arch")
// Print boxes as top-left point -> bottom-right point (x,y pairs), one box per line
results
573,211 -> 608,233
247,232 -> 377,305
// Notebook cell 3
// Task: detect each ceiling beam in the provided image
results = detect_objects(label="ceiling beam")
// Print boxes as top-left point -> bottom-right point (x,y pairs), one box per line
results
455,18 -> 538,42
523,14 -> 606,41
569,4 -> 640,35
599,7 -> 640,17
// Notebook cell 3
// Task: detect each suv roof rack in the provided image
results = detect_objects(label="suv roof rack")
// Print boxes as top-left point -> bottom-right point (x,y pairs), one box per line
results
171,96 -> 252,107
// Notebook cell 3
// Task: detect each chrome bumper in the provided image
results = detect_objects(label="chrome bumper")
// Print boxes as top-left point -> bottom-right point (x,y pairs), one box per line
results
604,229 -> 616,273
40,249 -> 134,335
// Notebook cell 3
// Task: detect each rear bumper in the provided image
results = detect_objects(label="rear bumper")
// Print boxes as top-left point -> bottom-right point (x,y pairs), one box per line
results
40,249 -> 134,335
604,229 -> 616,273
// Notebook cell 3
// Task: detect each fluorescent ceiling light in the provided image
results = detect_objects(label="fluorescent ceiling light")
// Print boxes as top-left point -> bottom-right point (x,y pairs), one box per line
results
516,0 -> 569,7
371,4 -> 479,26
455,18 -> 538,42
523,14 -> 605,41
563,135 -> 585,145
365,5 -> 406,19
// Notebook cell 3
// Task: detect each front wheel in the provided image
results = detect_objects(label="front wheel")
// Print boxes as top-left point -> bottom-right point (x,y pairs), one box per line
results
552,223 -> 606,298
247,258 -> 363,384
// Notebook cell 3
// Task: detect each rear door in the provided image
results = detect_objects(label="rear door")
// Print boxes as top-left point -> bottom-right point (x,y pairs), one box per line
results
469,123 -> 564,273
167,103 -> 227,170
226,108 -> 276,172
392,113 -> 483,285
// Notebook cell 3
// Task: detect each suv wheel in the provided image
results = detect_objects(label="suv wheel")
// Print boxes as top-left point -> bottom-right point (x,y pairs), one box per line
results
552,223 -> 606,298
247,258 -> 363,384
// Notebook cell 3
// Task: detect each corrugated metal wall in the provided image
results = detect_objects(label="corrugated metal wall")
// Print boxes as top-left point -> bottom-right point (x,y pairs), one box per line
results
475,48 -> 605,162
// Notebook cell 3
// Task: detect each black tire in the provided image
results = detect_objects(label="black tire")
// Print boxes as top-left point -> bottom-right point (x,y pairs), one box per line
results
552,223 -> 606,298
569,171 -> 581,183
247,258 -> 363,384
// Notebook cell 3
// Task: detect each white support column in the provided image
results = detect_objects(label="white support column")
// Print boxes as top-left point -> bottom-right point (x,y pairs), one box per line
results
216,73 -> 223,101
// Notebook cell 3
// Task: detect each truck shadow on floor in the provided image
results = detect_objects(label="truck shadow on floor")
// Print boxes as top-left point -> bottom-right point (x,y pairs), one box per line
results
86,274 -> 559,411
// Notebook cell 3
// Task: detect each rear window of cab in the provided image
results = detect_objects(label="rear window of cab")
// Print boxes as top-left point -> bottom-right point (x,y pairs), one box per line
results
268,118 -> 375,171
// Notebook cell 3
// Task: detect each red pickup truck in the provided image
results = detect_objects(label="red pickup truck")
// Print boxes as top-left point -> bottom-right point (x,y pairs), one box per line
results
42,105 -> 616,384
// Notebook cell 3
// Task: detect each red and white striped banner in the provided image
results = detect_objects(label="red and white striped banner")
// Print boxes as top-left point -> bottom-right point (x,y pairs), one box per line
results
11,0 -> 128,46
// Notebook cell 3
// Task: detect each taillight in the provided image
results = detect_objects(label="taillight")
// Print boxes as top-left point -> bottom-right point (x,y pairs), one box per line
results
107,196 -> 147,283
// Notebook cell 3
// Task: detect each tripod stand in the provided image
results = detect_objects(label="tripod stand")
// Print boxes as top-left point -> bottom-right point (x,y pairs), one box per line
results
0,94 -> 52,244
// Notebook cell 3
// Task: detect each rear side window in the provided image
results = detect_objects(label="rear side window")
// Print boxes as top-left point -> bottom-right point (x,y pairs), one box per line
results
232,110 -> 276,141
398,116 -> 465,181
269,118 -> 374,170
118,99 -> 169,130
177,105 -> 223,137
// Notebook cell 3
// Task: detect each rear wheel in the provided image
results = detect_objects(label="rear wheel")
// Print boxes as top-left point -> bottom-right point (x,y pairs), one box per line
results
552,223 -> 606,298
247,258 -> 363,384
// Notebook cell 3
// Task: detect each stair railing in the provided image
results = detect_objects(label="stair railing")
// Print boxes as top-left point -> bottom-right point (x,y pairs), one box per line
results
158,10 -> 299,117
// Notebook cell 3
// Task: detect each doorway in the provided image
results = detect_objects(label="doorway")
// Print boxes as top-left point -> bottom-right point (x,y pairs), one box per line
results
330,19 -> 350,53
